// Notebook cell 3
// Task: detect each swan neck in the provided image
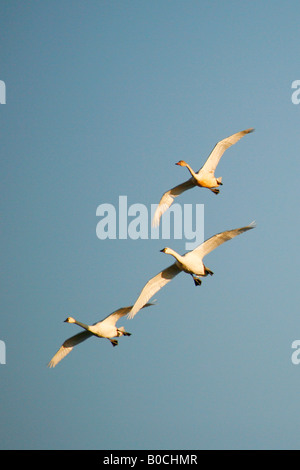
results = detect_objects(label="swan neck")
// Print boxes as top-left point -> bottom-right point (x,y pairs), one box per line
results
185,163 -> 196,178
74,320 -> 90,331
167,248 -> 182,262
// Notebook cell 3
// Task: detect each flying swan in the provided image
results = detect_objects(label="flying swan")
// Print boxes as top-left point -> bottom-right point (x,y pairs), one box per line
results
127,222 -> 256,319
48,303 -> 154,368
152,128 -> 254,227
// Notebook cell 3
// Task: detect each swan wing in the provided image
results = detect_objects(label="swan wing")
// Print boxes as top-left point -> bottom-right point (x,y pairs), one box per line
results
101,302 -> 155,326
192,221 -> 256,259
199,128 -> 254,175
152,178 -> 195,227
47,304 -> 156,367
48,331 -> 92,368
127,263 -> 181,319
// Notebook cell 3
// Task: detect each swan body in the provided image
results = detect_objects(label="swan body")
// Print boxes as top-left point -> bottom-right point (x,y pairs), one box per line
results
48,303 -> 153,368
161,247 -> 211,276
128,222 -> 256,319
63,316 -> 130,344
152,128 -> 254,227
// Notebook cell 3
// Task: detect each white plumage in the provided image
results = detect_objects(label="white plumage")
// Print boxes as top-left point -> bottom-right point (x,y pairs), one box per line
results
128,222 -> 256,319
152,128 -> 254,227
48,303 -> 154,368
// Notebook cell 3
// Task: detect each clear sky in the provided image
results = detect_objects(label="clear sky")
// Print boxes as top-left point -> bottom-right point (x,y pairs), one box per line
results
1,0 -> 300,450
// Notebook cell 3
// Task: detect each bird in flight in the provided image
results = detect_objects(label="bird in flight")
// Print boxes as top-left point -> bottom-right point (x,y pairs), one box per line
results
152,128 -> 254,227
48,303 -> 154,368
127,222 -> 256,319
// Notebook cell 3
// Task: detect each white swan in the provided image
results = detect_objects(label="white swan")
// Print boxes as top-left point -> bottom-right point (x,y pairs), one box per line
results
127,222 -> 255,319
152,128 -> 254,227
48,303 -> 154,368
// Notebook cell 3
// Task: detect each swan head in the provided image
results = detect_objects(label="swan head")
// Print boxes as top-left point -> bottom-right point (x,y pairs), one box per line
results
64,316 -> 76,323
175,160 -> 187,167
160,247 -> 171,254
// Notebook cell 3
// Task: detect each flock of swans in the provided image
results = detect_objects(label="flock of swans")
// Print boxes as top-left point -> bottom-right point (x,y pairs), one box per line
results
48,127 -> 255,368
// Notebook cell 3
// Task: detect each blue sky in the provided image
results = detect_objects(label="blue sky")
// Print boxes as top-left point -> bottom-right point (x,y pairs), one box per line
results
1,1 -> 300,449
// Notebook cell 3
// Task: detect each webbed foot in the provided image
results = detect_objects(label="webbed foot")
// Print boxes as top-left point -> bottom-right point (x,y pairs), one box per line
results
205,267 -> 214,276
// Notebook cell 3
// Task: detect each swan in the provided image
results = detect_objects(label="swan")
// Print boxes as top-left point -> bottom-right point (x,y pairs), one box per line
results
152,128 -> 254,227
127,221 -> 255,319
48,303 -> 154,368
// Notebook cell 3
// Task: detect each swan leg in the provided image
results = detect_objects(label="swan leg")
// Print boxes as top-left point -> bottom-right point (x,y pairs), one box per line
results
210,188 -> 220,194
204,266 -> 214,276
117,328 -> 131,337
109,339 -> 118,347
117,329 -> 131,337
192,275 -> 202,286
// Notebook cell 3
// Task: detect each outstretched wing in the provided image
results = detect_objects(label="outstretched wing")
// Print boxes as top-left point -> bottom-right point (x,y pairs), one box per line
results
48,330 -> 92,368
199,128 -> 254,175
192,221 -> 256,260
101,302 -> 155,326
152,178 -> 195,227
48,303 -> 156,368
127,263 -> 182,319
